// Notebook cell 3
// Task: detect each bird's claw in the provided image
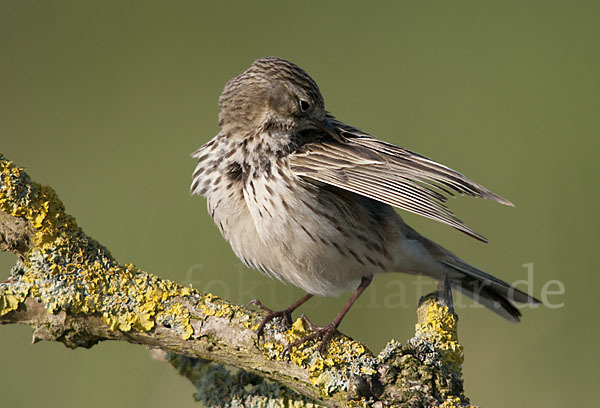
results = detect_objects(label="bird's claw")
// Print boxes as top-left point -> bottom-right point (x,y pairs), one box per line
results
283,321 -> 341,357
253,303 -> 293,343
248,298 -> 273,313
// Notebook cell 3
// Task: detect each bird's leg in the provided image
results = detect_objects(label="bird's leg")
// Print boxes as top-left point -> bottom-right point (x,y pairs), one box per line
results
251,293 -> 314,341
285,276 -> 372,355
437,271 -> 455,312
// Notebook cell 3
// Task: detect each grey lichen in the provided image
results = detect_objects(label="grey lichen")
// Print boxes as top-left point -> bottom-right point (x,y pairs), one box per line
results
167,353 -> 324,408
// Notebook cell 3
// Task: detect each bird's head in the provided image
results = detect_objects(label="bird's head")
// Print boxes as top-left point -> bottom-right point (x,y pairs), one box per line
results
218,57 -> 329,139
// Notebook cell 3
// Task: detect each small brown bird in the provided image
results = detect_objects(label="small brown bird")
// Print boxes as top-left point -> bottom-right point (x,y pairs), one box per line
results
191,57 -> 539,352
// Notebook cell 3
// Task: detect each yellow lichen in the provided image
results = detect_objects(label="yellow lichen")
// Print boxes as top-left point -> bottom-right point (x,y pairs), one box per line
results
415,298 -> 464,373
0,157 -> 198,340
306,334 -> 371,396
346,399 -> 369,408
290,316 -> 309,338
285,318 -> 311,365
435,395 -> 475,408
198,292 -> 242,321
261,341 -> 286,361
262,317 -> 377,398
0,293 -> 22,316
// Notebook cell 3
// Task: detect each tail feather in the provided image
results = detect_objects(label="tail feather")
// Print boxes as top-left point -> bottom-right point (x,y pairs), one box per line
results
453,276 -> 522,322
443,258 -> 540,304
443,258 -> 540,322
406,226 -> 540,322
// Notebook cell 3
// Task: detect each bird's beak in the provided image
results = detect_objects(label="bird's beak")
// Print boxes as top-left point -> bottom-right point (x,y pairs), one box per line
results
311,118 -> 339,140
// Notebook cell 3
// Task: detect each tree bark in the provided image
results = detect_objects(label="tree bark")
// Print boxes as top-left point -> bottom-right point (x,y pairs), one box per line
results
0,155 -> 474,408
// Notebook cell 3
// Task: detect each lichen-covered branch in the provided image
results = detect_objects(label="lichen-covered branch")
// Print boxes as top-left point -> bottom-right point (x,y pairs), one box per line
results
0,155 -> 474,408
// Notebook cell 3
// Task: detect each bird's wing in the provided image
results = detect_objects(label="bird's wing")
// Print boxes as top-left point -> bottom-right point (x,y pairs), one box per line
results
288,123 -> 512,243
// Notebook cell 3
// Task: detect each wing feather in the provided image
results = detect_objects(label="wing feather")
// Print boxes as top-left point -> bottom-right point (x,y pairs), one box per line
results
289,124 -> 512,242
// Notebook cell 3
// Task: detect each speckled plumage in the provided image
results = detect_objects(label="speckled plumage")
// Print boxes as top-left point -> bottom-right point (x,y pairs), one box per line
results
191,57 -> 538,340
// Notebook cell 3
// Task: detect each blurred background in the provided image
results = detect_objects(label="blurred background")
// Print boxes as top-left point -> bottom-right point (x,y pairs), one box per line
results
1,1 -> 597,407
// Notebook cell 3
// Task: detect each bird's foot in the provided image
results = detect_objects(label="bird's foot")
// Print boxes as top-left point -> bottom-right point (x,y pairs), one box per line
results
250,294 -> 314,342
249,299 -> 293,341
284,317 -> 342,356
437,271 -> 455,312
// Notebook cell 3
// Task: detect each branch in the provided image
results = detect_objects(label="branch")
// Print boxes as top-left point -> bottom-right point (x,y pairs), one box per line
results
0,155 -> 474,408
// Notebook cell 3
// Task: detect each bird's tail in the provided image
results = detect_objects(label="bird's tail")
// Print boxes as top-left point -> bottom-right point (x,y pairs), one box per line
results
443,256 -> 540,321
407,228 -> 540,322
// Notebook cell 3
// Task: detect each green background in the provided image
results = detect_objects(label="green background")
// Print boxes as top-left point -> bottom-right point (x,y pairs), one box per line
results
1,1 -> 597,407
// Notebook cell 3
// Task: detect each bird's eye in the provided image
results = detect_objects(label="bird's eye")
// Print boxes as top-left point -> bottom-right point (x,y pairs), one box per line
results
299,100 -> 311,112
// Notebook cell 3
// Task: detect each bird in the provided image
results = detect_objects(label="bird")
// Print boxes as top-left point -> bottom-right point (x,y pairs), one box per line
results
191,57 -> 539,353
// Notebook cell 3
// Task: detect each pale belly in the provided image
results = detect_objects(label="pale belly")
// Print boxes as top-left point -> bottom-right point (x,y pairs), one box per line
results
208,162 -> 403,297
